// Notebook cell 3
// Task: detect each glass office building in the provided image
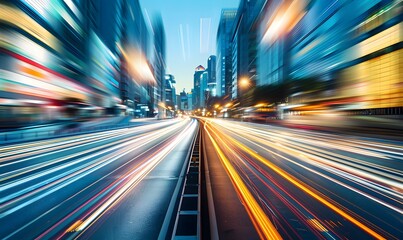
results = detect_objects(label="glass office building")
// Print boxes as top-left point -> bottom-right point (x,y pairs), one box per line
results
288,0 -> 402,114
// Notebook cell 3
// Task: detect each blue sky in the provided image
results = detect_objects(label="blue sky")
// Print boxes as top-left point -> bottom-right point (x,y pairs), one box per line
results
140,0 -> 240,93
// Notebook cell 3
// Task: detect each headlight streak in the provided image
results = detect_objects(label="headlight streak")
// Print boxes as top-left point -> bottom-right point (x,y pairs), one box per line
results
0,130 -> 154,205
0,121 -> 189,216
0,128 -> 130,155
0,129 -> 130,165
1,119 -> 196,239
204,122 -> 283,240
0,125 -> 171,182
0,120 -> 177,158
218,120 -> 402,159
215,120 -> 395,160
59,120 -> 198,238
3,120 -> 194,239
225,127 -> 403,207
205,122 -> 338,240
229,147 -> 332,238
0,121 -> 182,182
214,120 -> 403,196
203,119 -> 394,240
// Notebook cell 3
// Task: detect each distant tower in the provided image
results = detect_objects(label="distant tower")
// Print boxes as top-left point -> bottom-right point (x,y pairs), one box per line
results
193,65 -> 206,109
207,55 -> 217,97
216,9 -> 237,97
152,14 -> 166,118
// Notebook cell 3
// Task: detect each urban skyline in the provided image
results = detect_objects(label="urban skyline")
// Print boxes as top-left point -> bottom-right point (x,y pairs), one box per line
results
140,0 -> 240,92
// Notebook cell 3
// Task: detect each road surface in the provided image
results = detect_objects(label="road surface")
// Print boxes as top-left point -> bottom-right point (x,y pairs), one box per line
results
201,118 -> 402,240
0,118 -> 198,239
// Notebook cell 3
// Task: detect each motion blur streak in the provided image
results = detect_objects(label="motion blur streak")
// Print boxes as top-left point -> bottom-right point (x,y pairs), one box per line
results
62,120 -> 197,238
0,118 -> 197,239
204,123 -> 283,240
201,118 -> 402,239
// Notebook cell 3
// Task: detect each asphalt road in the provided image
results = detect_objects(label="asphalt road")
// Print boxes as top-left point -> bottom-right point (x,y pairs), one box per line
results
0,118 -> 198,239
201,118 -> 402,240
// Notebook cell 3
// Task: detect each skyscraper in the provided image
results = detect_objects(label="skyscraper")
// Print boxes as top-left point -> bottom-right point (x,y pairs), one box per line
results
287,0 -> 402,114
216,9 -> 237,98
119,0 -> 153,116
164,74 -> 176,110
83,0 -> 123,108
187,90 -> 193,111
193,65 -> 205,109
152,14 -> 166,118
200,72 -> 209,108
0,1 -> 90,106
230,0 -> 265,99
257,0 -> 293,87
179,90 -> 188,111
207,55 -> 217,97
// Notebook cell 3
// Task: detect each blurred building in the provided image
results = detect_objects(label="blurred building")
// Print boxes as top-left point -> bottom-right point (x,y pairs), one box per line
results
253,0 -> 402,116
178,90 -> 188,111
287,0 -> 402,114
0,0 -> 93,124
83,0 -> 123,55
120,0 -> 154,117
256,0 -> 305,86
200,72 -> 209,108
84,0 -> 153,115
216,9 -> 237,98
165,74 -> 176,110
193,65 -> 206,109
176,94 -> 181,111
230,0 -> 266,100
82,0 -> 123,109
0,0 -> 161,126
152,14 -> 166,118
207,55 -> 217,97
337,0 -> 402,114
187,90 -> 193,111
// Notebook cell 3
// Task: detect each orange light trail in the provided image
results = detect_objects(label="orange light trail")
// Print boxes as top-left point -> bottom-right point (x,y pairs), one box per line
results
204,123 -> 283,240
204,120 -> 386,240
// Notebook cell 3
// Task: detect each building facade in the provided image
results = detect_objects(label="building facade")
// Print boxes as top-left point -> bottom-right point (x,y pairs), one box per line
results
0,0 -> 161,122
200,72 -> 209,108
230,0 -> 265,100
287,0 -> 402,114
165,74 -> 176,109
187,90 -> 193,111
193,65 -> 206,109
207,55 -> 217,97
152,14 -> 166,118
216,9 -> 237,98
0,0 -> 93,124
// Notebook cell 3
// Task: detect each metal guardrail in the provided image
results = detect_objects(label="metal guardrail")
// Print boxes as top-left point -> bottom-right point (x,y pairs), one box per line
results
171,128 -> 201,239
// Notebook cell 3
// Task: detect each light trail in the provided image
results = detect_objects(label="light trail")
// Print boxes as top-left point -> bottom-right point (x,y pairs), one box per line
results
0,119 -> 197,239
204,123 -> 283,240
68,120 -> 198,238
201,118 -> 401,239
213,120 -> 403,194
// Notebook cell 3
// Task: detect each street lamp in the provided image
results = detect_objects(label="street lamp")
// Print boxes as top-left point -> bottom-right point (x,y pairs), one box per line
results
240,77 -> 250,88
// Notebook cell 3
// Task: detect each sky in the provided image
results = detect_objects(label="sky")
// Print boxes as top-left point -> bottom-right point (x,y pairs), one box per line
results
140,0 -> 240,93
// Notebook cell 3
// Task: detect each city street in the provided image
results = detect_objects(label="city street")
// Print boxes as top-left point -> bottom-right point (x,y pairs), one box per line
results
201,118 -> 402,239
0,118 -> 198,239
1,0 -> 402,239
